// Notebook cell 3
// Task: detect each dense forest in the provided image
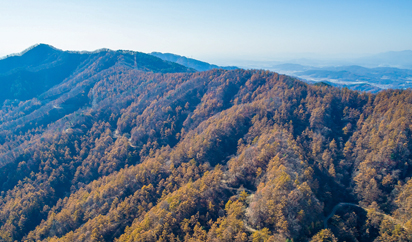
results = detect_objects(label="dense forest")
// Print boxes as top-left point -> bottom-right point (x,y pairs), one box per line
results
0,45 -> 412,241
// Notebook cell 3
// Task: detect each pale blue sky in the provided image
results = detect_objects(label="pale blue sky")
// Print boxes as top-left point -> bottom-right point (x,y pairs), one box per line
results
1,0 -> 412,64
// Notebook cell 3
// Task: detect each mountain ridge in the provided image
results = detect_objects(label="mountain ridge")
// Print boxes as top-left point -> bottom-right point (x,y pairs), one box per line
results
150,51 -> 239,71
0,44 -> 194,104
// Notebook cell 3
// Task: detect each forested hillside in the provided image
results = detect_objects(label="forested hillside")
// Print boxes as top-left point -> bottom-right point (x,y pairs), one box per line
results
0,44 -> 192,103
0,46 -> 412,242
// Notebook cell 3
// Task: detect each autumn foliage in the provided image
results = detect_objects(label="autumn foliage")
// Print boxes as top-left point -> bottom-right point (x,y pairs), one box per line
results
0,49 -> 412,241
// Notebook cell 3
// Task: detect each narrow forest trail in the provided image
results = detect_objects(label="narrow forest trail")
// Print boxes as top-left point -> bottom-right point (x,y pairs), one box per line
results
220,182 -> 254,194
244,221 -> 257,233
324,203 -> 408,231
128,137 -> 137,148
112,129 -> 137,148
220,181 -> 257,233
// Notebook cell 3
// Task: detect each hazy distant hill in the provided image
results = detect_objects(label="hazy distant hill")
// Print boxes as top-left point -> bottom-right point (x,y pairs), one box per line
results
354,50 -> 412,69
238,50 -> 412,74
270,64 -> 412,92
0,44 -> 193,103
150,52 -> 238,71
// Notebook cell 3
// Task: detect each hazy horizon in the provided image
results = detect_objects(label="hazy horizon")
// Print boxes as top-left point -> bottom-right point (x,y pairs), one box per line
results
1,0 -> 412,65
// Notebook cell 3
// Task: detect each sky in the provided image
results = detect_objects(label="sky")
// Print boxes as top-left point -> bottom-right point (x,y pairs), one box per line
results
1,0 -> 412,64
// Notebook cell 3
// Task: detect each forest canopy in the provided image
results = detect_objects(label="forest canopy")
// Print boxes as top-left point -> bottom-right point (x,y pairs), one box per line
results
0,45 -> 411,242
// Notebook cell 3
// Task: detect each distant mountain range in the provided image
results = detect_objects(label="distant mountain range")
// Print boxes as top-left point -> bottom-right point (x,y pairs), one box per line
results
149,51 -> 412,93
237,50 -> 412,70
150,52 -> 238,71
269,63 -> 412,93
354,50 -> 412,69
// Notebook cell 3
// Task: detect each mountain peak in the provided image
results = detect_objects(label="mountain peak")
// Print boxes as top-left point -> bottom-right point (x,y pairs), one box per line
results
19,43 -> 60,57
